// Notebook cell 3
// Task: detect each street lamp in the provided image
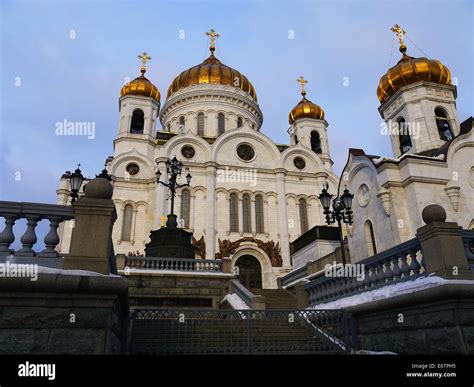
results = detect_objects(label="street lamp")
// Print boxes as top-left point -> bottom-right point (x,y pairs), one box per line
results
156,156 -> 192,228
318,183 -> 354,265
68,164 -> 85,203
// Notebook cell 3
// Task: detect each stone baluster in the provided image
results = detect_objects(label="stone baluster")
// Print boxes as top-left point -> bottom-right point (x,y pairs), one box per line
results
409,248 -> 421,275
399,253 -> 411,278
383,259 -> 393,282
15,216 -> 41,256
0,216 -> 17,255
375,262 -> 385,285
38,216 -> 62,257
391,256 -> 401,279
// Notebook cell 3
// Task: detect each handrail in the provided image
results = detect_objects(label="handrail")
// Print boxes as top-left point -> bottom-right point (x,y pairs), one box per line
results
229,279 -> 257,307
304,237 -> 424,306
280,265 -> 308,287
124,256 -> 223,273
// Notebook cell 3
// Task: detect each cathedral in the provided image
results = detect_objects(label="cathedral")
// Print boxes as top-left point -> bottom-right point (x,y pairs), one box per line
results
56,26 -> 473,289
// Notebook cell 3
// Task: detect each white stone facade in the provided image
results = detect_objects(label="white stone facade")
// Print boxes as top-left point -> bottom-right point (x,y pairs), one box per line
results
57,77 -> 338,289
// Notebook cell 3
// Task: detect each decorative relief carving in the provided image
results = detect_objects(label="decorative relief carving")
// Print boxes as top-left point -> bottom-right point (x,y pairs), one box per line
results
215,237 -> 282,267
192,235 -> 206,259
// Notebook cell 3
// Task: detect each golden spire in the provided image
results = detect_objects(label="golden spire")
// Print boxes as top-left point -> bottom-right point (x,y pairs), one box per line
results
296,76 -> 308,97
390,24 -> 407,54
205,28 -> 221,53
138,51 -> 152,75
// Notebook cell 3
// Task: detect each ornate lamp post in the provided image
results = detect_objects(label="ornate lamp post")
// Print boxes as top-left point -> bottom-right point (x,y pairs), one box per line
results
68,164 -> 85,203
156,156 -> 192,228
318,183 -> 354,265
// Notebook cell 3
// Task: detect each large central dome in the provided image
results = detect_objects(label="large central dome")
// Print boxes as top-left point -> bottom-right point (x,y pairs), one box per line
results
166,47 -> 257,101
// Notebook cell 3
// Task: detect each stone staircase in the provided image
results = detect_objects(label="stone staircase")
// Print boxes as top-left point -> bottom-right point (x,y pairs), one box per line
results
250,288 -> 298,310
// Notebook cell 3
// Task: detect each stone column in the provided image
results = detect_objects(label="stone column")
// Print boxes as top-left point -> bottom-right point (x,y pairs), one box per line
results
416,204 -> 473,280
251,197 -> 256,236
64,177 -> 116,274
263,199 -> 269,236
154,159 -> 167,229
190,193 -> 195,232
238,197 -> 244,235
276,169 -> 291,267
205,163 -> 217,260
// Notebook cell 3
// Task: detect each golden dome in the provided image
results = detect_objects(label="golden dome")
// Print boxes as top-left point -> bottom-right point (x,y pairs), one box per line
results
120,52 -> 160,102
120,69 -> 160,102
289,85 -> 325,124
167,46 -> 257,101
377,30 -> 451,103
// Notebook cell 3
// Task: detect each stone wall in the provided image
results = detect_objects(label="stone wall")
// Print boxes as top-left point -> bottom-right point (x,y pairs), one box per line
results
126,272 -> 234,309
349,283 -> 474,354
0,273 -> 129,354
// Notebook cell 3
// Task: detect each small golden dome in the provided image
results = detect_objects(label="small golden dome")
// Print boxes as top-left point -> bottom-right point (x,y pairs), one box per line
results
120,52 -> 160,102
167,47 -> 257,101
289,90 -> 325,124
377,35 -> 451,103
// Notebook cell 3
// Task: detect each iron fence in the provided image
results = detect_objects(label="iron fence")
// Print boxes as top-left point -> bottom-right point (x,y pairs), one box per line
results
129,309 -> 356,354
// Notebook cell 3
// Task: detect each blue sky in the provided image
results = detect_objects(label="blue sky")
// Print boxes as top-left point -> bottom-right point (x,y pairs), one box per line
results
0,0 -> 472,205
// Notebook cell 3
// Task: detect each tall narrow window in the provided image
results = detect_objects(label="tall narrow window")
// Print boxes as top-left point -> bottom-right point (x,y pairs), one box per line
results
255,195 -> 264,233
364,220 -> 377,257
435,108 -> 454,141
311,131 -> 322,153
179,116 -> 185,132
130,109 -> 144,134
197,113 -> 205,136
180,189 -> 190,229
243,194 -> 251,233
218,113 -> 225,136
299,198 -> 308,234
237,117 -> 243,128
398,117 -> 412,154
294,135 -> 298,144
230,193 -> 239,232
122,205 -> 133,241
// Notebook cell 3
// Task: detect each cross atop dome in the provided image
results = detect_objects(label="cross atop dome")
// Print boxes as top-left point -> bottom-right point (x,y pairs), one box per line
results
296,76 -> 308,96
391,24 -> 407,54
205,29 -> 220,53
138,51 -> 152,74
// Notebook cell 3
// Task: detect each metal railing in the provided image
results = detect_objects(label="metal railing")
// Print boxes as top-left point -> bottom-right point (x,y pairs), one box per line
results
280,265 -> 308,287
305,237 -> 424,307
0,201 -> 74,260
129,309 -> 356,354
462,230 -> 474,271
124,256 -> 223,272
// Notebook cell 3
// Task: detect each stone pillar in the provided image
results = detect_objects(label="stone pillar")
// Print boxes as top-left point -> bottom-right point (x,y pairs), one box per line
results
238,197 -> 243,235
205,163 -> 217,260
294,282 -> 310,309
64,177 -> 116,274
251,197 -> 256,235
276,169 -> 291,267
416,204 -> 473,279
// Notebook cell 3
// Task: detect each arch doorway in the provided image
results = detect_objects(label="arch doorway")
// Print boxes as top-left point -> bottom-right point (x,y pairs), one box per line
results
235,255 -> 262,289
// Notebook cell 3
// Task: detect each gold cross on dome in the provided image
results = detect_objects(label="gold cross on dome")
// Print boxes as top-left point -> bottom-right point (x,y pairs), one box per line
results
391,24 -> 406,46
205,29 -> 221,50
138,52 -> 152,71
296,76 -> 308,94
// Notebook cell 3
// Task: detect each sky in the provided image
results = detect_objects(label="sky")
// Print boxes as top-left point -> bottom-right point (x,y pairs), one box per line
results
0,0 -> 472,206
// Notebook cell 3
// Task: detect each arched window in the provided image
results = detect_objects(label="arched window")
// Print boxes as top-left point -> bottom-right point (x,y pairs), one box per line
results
130,109 -> 144,134
197,113 -> 205,136
435,108 -> 454,141
364,220 -> 377,257
230,193 -> 239,232
237,117 -> 243,128
299,198 -> 308,234
122,205 -> 133,241
311,131 -> 322,153
218,113 -> 225,136
398,117 -> 412,154
255,195 -> 264,233
180,189 -> 190,229
179,116 -> 185,132
242,194 -> 251,233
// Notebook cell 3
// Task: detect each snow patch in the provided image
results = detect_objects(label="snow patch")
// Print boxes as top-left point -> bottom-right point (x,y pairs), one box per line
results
311,274 -> 474,310
221,293 -> 250,310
